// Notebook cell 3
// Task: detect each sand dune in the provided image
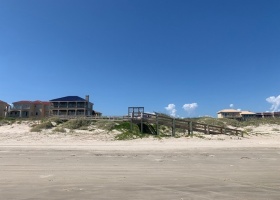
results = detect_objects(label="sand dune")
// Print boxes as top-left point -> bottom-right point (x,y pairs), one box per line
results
0,121 -> 279,150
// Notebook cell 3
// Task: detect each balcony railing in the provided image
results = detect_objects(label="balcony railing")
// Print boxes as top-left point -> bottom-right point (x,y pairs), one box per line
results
51,104 -> 87,109
9,106 -> 31,110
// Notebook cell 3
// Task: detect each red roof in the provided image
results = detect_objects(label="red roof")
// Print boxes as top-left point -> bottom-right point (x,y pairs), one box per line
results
13,100 -> 50,105
13,101 -> 33,104
0,100 -> 8,105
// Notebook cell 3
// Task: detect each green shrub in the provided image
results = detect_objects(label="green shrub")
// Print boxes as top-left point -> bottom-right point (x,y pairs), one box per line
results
30,121 -> 53,132
113,122 -> 132,131
49,117 -> 65,125
62,119 -> 92,129
95,121 -> 116,130
52,127 -> 66,133
114,122 -> 149,140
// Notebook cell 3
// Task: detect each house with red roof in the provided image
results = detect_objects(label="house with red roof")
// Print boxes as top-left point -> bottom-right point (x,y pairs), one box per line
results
8,100 -> 50,118
0,100 -> 9,118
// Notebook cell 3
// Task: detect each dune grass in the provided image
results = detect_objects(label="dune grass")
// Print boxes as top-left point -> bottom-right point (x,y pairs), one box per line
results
30,121 -> 53,132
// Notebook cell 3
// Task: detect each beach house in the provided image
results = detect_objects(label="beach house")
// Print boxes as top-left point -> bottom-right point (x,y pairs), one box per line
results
217,109 -> 242,119
240,111 -> 256,120
8,101 -> 50,118
0,100 -> 9,118
255,112 -> 280,118
49,95 -> 93,117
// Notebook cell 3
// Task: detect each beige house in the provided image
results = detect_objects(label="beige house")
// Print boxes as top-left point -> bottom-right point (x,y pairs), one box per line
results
218,109 -> 256,120
217,109 -> 242,119
0,100 -> 9,118
49,95 -> 93,116
240,111 -> 256,119
8,100 -> 50,118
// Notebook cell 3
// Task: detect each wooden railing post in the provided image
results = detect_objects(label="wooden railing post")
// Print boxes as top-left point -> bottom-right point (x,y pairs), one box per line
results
130,117 -> 133,132
172,118 -> 175,137
156,114 -> 159,135
190,121 -> 193,137
141,116 -> 143,133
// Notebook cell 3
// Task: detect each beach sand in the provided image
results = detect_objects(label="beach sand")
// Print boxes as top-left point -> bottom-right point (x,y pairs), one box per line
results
0,121 -> 280,199
0,121 -> 280,150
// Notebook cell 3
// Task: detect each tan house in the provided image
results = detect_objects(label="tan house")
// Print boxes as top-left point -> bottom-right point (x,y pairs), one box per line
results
217,109 -> 242,119
8,100 -> 50,118
218,109 -> 257,120
240,111 -> 256,120
49,95 -> 93,116
0,100 -> 9,118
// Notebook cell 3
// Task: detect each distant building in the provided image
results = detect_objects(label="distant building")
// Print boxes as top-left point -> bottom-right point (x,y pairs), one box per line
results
49,95 -> 93,116
92,110 -> 102,117
256,112 -> 280,118
240,111 -> 256,120
217,109 -> 242,119
0,100 -> 9,118
218,109 -> 280,120
8,100 -> 50,118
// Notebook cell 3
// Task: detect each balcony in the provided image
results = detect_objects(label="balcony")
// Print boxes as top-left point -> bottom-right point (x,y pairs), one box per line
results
50,102 -> 86,109
9,106 -> 31,110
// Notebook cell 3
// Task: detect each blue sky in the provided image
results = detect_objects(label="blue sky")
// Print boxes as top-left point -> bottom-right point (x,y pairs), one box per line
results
1,0 -> 280,117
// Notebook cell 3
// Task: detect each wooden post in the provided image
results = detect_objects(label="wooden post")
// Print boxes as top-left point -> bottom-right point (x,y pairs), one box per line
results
188,121 -> 191,136
130,117 -> 133,132
141,117 -> 143,133
172,118 -> 175,137
207,125 -> 209,134
204,124 -> 207,134
156,114 -> 159,135
190,121 -> 193,137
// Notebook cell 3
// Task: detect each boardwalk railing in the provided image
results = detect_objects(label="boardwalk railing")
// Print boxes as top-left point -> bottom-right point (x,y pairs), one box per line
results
48,115 -> 129,121
131,113 -> 243,137
49,113 -> 243,137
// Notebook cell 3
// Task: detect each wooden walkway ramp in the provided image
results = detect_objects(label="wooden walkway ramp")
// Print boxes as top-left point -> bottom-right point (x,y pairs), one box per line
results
130,113 -> 243,137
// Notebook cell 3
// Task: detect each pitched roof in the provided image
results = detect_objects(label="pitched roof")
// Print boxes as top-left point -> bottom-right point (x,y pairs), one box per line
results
240,111 -> 256,115
217,109 -> 241,114
49,96 -> 87,102
13,100 -> 33,104
0,100 -> 8,105
33,100 -> 51,105
12,100 -> 50,105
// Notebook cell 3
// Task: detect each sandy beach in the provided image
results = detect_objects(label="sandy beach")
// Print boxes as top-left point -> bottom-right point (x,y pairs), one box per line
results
0,121 -> 280,150
0,121 -> 280,199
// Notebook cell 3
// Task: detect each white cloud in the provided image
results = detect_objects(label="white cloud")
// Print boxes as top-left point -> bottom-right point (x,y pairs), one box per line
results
182,103 -> 198,113
266,95 -> 280,111
230,104 -> 234,108
165,104 -> 177,117
237,108 -> 241,111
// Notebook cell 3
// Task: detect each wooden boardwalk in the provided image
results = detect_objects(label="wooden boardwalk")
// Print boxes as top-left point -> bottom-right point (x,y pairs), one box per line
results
131,113 -> 243,137
49,113 -> 243,137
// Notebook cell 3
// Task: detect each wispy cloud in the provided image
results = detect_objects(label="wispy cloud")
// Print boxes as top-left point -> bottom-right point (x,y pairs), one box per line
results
266,95 -> 280,111
182,103 -> 198,114
165,104 -> 177,117
230,104 -> 234,108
